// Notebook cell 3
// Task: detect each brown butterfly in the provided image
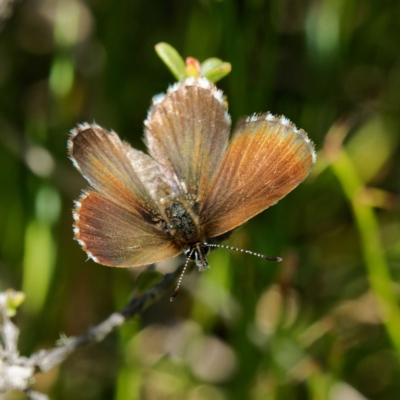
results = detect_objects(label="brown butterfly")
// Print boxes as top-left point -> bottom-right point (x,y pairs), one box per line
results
69,78 -> 316,300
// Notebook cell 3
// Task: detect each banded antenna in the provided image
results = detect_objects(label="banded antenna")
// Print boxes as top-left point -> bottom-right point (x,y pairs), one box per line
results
170,247 -> 195,302
205,243 -> 282,262
170,244 -> 281,302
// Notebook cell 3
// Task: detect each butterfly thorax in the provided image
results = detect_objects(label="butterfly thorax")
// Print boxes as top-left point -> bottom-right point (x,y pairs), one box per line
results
165,201 -> 203,244
164,201 -> 210,271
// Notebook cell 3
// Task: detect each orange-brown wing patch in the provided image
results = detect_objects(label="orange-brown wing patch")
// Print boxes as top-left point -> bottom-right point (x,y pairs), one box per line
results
201,114 -> 316,238
74,192 -> 182,267
144,78 -> 231,205
69,124 -> 157,213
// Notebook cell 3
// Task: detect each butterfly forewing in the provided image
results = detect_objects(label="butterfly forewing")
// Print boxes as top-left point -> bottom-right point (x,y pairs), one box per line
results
144,78 -> 231,204
200,114 -> 316,238
74,192 -> 182,267
69,124 -> 152,210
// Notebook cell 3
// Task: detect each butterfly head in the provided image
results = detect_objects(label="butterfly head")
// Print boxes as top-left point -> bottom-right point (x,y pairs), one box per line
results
184,243 -> 210,272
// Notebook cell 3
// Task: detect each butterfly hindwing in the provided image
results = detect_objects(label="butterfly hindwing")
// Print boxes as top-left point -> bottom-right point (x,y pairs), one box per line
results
74,192 -> 182,267
200,114 -> 316,238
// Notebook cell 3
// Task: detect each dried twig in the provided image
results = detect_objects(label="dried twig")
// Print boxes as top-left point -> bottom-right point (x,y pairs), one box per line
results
0,263 -> 184,396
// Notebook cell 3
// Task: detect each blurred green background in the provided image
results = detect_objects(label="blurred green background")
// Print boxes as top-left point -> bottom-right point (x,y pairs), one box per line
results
1,0 -> 400,399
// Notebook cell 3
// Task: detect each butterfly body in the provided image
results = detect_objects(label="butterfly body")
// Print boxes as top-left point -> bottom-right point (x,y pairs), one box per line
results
69,78 -> 316,271
165,201 -> 202,244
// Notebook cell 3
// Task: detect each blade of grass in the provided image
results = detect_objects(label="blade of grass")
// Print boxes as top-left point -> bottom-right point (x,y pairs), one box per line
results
331,149 -> 400,357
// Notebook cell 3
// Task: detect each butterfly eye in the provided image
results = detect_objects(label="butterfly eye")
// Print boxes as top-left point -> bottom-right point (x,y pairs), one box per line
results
200,243 -> 210,255
184,248 -> 194,259
184,243 -> 210,260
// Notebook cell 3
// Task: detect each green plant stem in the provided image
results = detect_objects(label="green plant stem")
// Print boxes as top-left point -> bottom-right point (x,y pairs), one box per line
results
331,150 -> 400,356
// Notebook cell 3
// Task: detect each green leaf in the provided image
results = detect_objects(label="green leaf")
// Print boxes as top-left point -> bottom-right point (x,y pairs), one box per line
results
201,58 -> 224,75
201,58 -> 232,83
155,42 -> 186,80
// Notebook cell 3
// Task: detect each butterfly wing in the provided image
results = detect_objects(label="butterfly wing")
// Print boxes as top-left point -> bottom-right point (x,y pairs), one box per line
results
144,78 -> 231,205
69,124 -> 182,267
74,192 -> 181,267
200,114 -> 316,238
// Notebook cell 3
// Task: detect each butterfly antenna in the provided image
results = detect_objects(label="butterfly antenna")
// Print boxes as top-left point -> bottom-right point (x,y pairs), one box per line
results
204,243 -> 282,262
170,249 -> 194,302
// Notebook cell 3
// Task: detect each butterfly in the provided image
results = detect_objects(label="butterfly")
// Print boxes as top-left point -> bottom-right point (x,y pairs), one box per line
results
69,77 -> 316,299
